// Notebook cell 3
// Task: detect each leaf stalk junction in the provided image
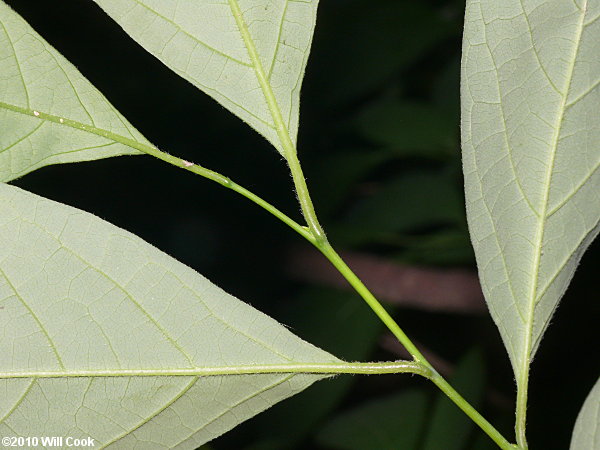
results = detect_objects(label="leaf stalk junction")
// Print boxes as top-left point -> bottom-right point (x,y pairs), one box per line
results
2,4 -> 520,447
3,81 -> 518,450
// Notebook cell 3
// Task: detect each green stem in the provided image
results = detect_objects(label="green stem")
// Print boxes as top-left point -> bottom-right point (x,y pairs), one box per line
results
170,154 -> 514,450
133,146 -> 316,244
3,91 -> 515,450
4,14 -> 516,445
316,241 -> 427,363
146,141 -> 513,450
277,147 -> 515,450
0,102 -> 314,244
226,6 -> 515,448
516,372 -> 529,449
431,375 -> 517,450
228,0 -> 326,241
312,241 -> 515,450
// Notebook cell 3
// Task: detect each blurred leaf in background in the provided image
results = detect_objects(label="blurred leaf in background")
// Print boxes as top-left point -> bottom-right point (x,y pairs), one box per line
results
423,349 -> 486,450
306,0 -> 469,267
247,288 -> 383,449
308,0 -> 456,107
353,99 -> 457,159
310,149 -> 393,218
333,168 -> 464,247
317,390 -> 430,450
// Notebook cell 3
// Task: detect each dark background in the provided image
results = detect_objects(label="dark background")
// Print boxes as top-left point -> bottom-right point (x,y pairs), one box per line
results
6,1 -> 598,449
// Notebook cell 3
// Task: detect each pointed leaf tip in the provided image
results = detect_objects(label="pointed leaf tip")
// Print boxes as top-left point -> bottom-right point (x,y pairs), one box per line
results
92,0 -> 320,154
0,182 -> 339,447
461,0 -> 600,384
0,2 -> 149,182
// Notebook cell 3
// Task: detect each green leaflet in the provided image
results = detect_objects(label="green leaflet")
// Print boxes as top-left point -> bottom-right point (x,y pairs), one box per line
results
570,377 -> 600,450
0,182 -> 340,447
92,0 -> 319,154
0,2 -> 147,182
461,0 -> 600,390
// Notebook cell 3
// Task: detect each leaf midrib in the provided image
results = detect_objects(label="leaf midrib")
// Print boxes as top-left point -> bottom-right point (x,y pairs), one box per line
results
521,0 -> 588,380
227,0 -> 297,158
0,101 -> 151,155
2,1 -> 303,173
0,361 -> 429,378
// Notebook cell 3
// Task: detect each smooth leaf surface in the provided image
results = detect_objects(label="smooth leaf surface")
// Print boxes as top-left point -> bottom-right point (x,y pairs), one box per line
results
0,2 -> 148,182
92,0 -> 320,154
570,377 -> 600,450
0,183 -> 340,448
461,0 -> 600,385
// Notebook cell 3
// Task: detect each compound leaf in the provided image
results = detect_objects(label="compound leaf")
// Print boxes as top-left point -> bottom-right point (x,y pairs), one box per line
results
0,1 -> 148,182
0,182 -> 340,448
92,0 -> 320,154
570,377 -> 600,450
461,0 -> 600,389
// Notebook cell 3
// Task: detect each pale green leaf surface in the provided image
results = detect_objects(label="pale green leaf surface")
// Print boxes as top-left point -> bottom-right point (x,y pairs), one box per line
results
461,0 -> 600,383
570,377 -> 600,449
92,0 -> 319,153
0,2 -> 149,182
0,183 -> 339,448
